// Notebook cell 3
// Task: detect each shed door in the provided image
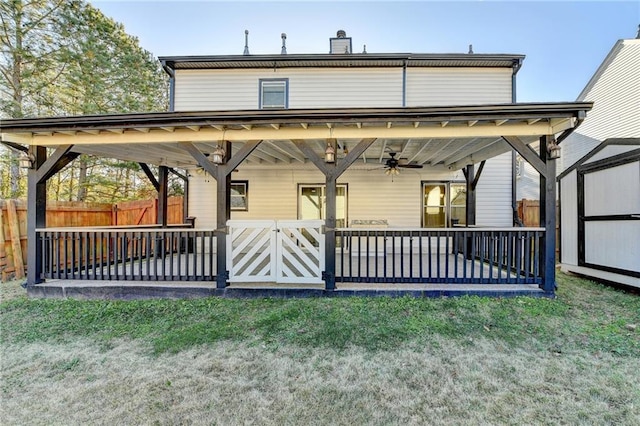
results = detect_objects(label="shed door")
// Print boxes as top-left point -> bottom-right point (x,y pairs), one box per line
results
579,160 -> 640,276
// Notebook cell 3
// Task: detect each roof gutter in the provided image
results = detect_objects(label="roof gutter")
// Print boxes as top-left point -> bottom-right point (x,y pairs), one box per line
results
557,110 -> 587,144
160,60 -> 176,112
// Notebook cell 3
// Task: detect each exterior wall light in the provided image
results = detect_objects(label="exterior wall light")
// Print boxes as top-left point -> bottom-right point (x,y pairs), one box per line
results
547,138 -> 561,160
19,152 -> 35,169
325,142 -> 335,163
211,144 -> 226,165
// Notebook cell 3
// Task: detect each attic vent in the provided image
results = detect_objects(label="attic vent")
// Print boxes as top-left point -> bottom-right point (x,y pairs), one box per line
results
330,29 -> 352,54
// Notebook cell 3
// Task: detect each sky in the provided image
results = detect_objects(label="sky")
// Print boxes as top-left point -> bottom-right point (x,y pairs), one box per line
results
91,1 -> 639,102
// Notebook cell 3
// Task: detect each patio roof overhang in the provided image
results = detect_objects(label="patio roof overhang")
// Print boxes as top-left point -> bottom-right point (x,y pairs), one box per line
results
1,102 -> 592,171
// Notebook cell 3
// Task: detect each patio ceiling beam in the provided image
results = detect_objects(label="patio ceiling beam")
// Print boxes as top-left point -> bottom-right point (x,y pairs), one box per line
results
0,140 -> 28,153
292,139 -> 331,175
270,140 -> 306,163
72,145 -> 190,167
20,120 -> 570,146
416,143 -> 445,165
178,141 -> 219,178
430,139 -> 475,165
225,140 -> 262,173
0,132 -> 31,145
448,139 -> 511,170
333,138 -> 377,178
36,145 -> 79,184
139,163 -> 160,192
398,140 -> 412,159
461,160 -> 486,191
422,139 -> 456,165
248,149 -> 276,164
255,143 -> 291,163
408,139 -> 434,163
378,140 -> 388,162
502,136 -> 547,177
292,138 -> 377,178
444,137 -> 502,166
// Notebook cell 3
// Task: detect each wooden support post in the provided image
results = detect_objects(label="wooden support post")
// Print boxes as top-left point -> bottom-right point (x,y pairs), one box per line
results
215,141 -> 232,289
180,140 -> 261,288
324,175 -> 337,290
26,146 -> 47,285
293,138 -> 376,290
183,178 -> 189,223
463,164 -> 476,258
158,166 -> 169,227
464,164 -> 476,226
7,200 -> 25,279
539,135 -> 557,294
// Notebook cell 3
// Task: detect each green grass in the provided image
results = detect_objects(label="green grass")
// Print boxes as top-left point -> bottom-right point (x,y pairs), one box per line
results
1,273 -> 639,356
2,273 -> 639,425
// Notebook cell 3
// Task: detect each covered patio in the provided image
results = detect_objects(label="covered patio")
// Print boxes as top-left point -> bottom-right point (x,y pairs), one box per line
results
0,102 -> 592,298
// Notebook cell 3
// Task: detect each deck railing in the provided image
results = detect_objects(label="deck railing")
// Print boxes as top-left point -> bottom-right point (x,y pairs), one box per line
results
36,226 -> 544,286
37,227 -> 216,281
335,228 -> 544,284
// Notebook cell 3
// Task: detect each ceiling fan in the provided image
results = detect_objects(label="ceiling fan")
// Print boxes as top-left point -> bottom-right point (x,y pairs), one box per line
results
383,152 -> 423,176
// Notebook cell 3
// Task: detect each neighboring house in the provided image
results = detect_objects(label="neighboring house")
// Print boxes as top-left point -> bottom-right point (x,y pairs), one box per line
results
0,30 -> 592,298
558,138 -> 640,289
516,36 -> 640,201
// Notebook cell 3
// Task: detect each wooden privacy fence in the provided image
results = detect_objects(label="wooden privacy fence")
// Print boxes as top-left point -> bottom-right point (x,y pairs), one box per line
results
517,199 -> 559,261
0,197 -> 184,282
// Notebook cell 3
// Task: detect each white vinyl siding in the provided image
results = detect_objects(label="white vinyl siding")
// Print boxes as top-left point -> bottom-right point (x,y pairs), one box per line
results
406,68 -> 512,106
475,153 -> 513,226
189,168 -> 427,228
516,160 -> 540,201
174,66 -> 513,111
576,41 -> 640,141
560,170 -> 578,265
188,164 -> 511,229
174,68 -> 403,111
560,40 -> 640,173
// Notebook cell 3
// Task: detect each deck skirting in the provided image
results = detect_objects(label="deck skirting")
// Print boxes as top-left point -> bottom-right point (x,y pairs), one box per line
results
27,280 -> 549,300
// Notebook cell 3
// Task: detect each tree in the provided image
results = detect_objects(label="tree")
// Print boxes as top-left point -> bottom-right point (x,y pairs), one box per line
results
1,0 -> 81,198
0,0 -> 170,201
52,3 -> 168,202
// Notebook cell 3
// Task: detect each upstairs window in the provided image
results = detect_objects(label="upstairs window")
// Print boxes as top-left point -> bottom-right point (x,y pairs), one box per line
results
259,79 -> 288,109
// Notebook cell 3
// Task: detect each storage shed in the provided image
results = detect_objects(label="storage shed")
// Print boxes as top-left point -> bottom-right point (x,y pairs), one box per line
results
558,138 -> 640,288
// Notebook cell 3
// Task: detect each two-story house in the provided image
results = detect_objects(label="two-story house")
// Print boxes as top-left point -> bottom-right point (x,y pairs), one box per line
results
0,30 -> 592,298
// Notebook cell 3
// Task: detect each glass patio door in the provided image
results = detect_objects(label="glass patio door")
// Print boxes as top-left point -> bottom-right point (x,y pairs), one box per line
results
298,184 -> 347,244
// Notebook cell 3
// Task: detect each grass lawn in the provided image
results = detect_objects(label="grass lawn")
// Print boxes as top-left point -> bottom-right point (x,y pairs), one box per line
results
1,273 -> 639,425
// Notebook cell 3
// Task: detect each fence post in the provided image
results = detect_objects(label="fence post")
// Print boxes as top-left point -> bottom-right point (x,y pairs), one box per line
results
0,205 -> 7,280
7,200 -> 25,279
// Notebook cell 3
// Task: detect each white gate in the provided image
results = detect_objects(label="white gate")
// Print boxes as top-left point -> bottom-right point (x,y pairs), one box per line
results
227,220 -> 324,284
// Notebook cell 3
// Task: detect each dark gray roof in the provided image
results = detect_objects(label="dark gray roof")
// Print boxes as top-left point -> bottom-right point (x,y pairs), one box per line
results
1,103 -> 590,133
159,53 -> 525,73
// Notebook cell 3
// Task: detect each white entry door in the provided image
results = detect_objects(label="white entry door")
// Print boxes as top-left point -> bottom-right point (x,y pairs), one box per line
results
227,220 -> 324,284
